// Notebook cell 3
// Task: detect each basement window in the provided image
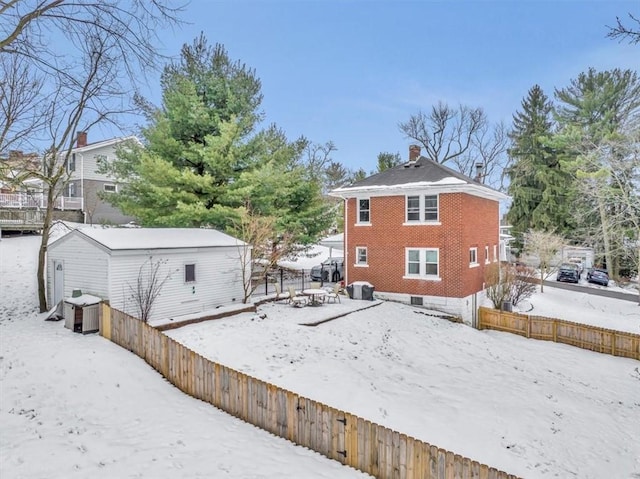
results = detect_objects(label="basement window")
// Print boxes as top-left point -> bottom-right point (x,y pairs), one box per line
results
410,296 -> 423,306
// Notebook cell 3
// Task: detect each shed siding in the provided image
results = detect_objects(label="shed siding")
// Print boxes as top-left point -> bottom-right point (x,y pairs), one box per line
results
47,235 -> 109,303
108,246 -> 245,321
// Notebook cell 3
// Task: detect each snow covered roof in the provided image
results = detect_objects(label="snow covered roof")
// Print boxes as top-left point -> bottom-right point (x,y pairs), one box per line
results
51,227 -> 247,251
72,135 -> 141,153
330,156 -> 508,201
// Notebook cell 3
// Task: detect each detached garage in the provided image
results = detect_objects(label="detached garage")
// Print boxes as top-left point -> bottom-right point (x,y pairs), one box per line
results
47,228 -> 249,322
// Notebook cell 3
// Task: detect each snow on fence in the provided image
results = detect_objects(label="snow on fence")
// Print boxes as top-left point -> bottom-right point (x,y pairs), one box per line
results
478,307 -> 640,360
99,304 -> 520,479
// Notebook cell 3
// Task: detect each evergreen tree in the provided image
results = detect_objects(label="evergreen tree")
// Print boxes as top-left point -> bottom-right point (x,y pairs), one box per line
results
554,68 -> 640,278
506,85 -> 573,244
376,152 -> 402,172
106,35 -> 331,249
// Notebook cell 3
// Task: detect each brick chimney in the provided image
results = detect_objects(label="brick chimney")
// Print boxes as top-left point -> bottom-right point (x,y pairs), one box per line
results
409,144 -> 421,161
76,131 -> 88,148
474,162 -> 484,182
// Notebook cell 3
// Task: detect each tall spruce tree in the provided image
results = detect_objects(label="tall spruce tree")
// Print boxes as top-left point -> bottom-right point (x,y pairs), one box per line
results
106,35 -> 331,249
507,85 -> 573,244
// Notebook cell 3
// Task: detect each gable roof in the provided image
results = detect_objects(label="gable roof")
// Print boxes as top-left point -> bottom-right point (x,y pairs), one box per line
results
72,135 -> 141,153
330,157 -> 509,201
50,227 -> 247,252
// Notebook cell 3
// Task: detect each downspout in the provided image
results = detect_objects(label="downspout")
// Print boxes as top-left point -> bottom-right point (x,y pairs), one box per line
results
343,197 -> 348,287
80,153 -> 86,223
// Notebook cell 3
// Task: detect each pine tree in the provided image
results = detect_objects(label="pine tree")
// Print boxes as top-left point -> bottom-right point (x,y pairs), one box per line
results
106,35 -> 331,249
554,68 -> 640,278
506,85 -> 573,245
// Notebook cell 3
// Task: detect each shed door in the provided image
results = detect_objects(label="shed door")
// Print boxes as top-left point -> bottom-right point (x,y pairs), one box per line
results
53,260 -> 64,305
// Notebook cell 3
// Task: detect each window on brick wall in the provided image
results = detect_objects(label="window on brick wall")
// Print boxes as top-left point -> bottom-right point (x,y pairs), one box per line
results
405,194 -> 439,223
493,244 -> 498,262
356,247 -> 368,265
469,247 -> 478,266
357,198 -> 370,224
405,248 -> 439,279
485,246 -> 490,264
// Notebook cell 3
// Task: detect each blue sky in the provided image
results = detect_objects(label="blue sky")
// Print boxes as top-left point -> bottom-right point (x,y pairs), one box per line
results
121,0 -> 638,173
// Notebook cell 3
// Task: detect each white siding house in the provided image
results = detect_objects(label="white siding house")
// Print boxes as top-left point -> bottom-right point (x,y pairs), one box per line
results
65,133 -> 141,224
47,228 -> 250,321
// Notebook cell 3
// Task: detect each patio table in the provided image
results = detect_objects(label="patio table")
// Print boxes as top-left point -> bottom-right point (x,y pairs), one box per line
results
302,288 -> 326,306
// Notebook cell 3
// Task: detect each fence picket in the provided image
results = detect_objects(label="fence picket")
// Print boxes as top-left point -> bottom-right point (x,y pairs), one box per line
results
478,307 -> 639,360
101,305 -> 520,479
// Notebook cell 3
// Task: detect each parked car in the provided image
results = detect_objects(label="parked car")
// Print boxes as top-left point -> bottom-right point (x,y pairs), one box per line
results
556,263 -> 580,283
587,267 -> 609,286
310,257 -> 344,282
567,257 -> 584,276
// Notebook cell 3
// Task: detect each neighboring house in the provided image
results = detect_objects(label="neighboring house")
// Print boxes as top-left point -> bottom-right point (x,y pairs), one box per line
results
499,223 -> 515,262
47,227 -> 249,321
330,145 -> 509,325
64,132 -> 138,225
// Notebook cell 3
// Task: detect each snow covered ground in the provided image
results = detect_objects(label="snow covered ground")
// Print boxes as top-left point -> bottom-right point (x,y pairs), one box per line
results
0,234 -> 369,479
2,233 -> 639,479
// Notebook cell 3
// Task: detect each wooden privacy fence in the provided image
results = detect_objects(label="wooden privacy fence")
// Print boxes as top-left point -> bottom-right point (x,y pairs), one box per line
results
99,304 -> 520,479
478,307 -> 639,360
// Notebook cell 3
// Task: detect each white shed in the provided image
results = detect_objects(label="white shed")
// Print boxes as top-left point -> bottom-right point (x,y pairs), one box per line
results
47,227 -> 250,321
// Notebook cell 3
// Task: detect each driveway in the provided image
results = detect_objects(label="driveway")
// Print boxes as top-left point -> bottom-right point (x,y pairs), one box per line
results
544,278 -> 639,303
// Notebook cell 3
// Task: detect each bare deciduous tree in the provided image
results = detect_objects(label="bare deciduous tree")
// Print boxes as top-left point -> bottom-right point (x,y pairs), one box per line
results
232,204 -> 296,303
0,1 -> 182,312
607,13 -> 640,44
399,102 -> 508,189
484,262 -> 537,310
523,229 -> 565,292
128,256 -> 174,322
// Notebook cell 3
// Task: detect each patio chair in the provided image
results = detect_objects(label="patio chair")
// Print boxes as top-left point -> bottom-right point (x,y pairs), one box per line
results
323,282 -> 341,303
287,286 -> 307,307
310,282 -> 321,289
273,283 -> 290,303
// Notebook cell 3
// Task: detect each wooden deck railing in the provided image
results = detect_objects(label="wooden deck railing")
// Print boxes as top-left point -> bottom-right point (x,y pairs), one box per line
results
478,307 -> 639,360
99,304 -> 521,479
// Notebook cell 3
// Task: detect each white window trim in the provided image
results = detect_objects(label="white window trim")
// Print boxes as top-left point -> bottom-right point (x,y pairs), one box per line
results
485,246 -> 490,264
469,247 -> 479,268
493,244 -> 498,263
356,198 -> 371,225
103,183 -> 117,193
184,263 -> 196,283
404,194 -> 439,224
355,246 -> 368,266
404,247 -> 440,280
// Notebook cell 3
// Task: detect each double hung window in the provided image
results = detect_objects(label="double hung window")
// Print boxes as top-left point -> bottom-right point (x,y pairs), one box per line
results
406,195 -> 439,223
405,248 -> 439,278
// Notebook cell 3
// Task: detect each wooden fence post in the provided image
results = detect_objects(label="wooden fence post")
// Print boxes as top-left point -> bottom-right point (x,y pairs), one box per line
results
611,332 -> 616,357
552,320 -> 557,342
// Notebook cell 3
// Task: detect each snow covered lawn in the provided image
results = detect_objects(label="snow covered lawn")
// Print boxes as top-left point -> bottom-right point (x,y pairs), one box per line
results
2,233 -> 639,479
509,286 -> 639,334
0,235 -> 369,479
166,300 -> 640,479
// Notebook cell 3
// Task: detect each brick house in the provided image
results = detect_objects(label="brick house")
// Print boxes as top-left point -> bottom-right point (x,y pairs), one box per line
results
330,146 -> 509,325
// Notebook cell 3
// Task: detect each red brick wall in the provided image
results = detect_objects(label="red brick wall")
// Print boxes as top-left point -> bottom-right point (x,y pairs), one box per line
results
344,193 -> 499,298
